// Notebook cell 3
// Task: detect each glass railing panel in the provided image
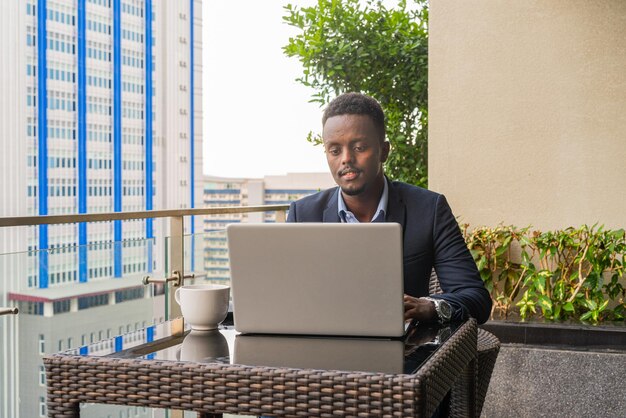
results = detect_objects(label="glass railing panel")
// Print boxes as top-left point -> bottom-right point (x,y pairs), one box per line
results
163,219 -> 262,293
0,237 -> 165,418
0,208 -> 287,417
164,232 -> 230,285
200,229 -> 231,286
162,229 -> 230,320
162,219 -> 271,318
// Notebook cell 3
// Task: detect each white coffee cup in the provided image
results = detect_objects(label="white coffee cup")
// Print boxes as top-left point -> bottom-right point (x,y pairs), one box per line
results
174,284 -> 230,330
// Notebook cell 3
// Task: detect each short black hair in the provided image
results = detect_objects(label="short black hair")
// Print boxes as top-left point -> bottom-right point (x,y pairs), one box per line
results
322,92 -> 386,141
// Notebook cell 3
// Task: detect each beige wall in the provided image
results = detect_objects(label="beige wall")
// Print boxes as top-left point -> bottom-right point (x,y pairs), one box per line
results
428,0 -> 626,230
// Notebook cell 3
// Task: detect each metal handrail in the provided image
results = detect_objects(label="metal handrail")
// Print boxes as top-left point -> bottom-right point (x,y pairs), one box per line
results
0,307 -> 19,316
0,204 -> 290,228
143,270 -> 195,287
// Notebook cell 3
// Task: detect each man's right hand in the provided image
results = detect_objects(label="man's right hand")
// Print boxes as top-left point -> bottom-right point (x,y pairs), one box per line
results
404,294 -> 438,323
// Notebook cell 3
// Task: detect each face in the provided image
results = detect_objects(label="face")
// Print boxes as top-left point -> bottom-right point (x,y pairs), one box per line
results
322,114 -> 390,197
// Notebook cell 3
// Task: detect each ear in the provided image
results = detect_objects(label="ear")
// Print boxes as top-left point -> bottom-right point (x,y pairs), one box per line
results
380,141 -> 390,163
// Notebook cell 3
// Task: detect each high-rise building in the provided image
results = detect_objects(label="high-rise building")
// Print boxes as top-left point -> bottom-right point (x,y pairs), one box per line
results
203,173 -> 335,283
0,1 -> 203,416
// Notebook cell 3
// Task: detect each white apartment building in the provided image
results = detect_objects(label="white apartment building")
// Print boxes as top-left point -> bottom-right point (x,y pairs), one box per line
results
0,1 -> 203,416
203,173 -> 335,283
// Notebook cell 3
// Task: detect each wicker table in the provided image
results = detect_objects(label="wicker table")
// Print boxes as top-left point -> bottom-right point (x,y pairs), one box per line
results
44,318 -> 477,417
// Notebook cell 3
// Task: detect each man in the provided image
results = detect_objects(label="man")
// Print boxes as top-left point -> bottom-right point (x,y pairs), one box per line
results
287,92 -> 491,324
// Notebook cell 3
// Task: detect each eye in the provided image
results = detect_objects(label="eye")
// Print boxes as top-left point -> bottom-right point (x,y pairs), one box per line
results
354,145 -> 367,152
327,147 -> 341,156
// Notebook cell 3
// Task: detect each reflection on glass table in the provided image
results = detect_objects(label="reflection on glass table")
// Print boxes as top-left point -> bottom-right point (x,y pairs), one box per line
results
84,320 -> 460,375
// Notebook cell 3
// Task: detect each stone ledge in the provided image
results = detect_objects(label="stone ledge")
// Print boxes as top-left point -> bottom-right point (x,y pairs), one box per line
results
481,320 -> 626,351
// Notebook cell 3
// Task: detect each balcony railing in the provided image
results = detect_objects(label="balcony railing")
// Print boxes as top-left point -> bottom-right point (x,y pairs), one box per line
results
0,204 -> 288,418
0,205 -> 288,318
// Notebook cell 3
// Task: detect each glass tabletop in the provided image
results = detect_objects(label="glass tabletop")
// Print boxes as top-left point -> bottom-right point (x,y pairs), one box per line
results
66,319 -> 463,375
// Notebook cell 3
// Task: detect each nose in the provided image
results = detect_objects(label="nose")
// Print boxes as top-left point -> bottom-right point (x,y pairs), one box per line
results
340,148 -> 354,165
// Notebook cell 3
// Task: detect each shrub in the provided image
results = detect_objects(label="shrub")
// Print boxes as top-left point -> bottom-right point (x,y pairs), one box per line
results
463,224 -> 626,322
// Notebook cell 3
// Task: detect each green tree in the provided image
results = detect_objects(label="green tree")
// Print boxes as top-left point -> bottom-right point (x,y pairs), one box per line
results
283,0 -> 429,186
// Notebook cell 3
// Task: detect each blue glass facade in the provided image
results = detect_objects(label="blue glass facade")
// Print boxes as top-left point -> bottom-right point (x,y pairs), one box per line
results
145,0 -> 154,272
113,0 -> 122,278
27,0 -> 196,287
37,0 -> 49,289
77,0 -> 88,283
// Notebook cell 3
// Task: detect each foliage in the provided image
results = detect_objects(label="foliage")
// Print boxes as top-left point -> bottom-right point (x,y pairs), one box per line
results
283,0 -> 429,187
463,224 -> 626,323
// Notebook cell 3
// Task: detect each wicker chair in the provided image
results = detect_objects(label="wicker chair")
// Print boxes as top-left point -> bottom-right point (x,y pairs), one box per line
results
429,269 -> 500,417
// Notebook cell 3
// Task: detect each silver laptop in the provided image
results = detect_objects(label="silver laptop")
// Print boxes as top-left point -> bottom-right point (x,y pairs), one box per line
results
226,223 -> 405,338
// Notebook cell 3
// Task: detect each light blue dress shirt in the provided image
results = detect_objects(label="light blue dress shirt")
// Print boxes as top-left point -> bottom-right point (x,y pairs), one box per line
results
338,178 -> 389,223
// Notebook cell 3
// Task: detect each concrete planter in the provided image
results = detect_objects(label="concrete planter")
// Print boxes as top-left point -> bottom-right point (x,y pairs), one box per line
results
480,320 -> 626,418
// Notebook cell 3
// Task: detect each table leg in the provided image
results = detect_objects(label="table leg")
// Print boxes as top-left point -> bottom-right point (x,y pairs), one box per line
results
449,357 -> 477,418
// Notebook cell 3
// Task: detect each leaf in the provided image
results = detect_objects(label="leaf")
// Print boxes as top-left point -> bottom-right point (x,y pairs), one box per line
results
477,255 -> 488,271
611,229 -> 625,239
495,236 -> 511,256
535,275 -> 546,294
563,302 -> 575,312
538,295 -> 552,314
485,282 -> 493,293
585,299 -> 597,311
599,299 -> 609,312
580,311 -> 594,321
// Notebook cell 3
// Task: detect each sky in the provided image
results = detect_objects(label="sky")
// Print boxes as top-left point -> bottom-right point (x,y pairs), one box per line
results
202,0 -> 329,179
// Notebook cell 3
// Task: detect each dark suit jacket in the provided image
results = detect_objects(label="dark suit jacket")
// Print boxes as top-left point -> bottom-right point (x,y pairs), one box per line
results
287,180 -> 492,324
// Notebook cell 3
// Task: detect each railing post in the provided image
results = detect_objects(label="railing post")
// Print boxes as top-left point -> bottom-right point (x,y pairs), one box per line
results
275,209 -> 287,223
168,216 -> 184,320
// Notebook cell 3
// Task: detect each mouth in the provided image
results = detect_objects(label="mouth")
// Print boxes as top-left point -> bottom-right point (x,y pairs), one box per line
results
339,168 -> 360,181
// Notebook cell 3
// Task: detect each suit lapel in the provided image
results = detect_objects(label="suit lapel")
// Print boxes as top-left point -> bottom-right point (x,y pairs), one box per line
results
386,181 -> 406,228
323,187 -> 341,222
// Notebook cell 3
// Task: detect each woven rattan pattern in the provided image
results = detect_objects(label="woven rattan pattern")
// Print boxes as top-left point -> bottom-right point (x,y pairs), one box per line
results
44,320 -> 476,417
429,268 -> 500,417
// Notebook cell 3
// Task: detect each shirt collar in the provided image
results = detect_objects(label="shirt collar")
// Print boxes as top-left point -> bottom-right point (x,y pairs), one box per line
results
337,178 -> 389,223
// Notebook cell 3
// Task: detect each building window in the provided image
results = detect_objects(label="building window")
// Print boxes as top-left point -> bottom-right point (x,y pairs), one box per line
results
53,299 -> 71,314
115,288 -> 144,303
39,396 -> 46,417
38,334 -> 45,355
39,365 -> 46,386
78,294 -> 109,310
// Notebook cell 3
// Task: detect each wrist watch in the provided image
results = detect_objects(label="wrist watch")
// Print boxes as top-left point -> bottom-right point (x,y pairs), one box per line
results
422,297 -> 452,323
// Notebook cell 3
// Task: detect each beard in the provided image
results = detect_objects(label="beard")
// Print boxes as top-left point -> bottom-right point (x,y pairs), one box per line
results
340,182 -> 367,196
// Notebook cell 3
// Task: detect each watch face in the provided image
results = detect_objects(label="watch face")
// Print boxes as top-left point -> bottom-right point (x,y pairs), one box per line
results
439,300 -> 452,320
